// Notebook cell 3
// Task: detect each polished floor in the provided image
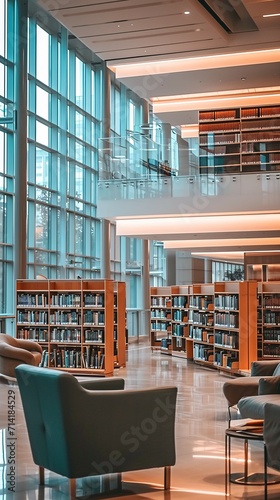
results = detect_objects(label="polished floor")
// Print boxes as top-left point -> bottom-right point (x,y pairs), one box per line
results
1,344 -> 280,499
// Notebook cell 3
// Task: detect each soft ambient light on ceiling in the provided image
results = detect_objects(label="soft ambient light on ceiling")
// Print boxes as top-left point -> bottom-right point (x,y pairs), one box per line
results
164,238 -> 280,249
109,48 -> 280,78
116,213 -> 280,237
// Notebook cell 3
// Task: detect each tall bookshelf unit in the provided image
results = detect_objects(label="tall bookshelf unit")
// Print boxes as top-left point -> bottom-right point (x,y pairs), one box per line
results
150,286 -> 172,352
257,282 -> 280,359
114,281 -> 126,368
150,281 -> 258,373
213,281 -> 257,372
189,284 -> 215,367
171,285 -> 191,358
16,279 -> 126,376
199,105 -> 280,175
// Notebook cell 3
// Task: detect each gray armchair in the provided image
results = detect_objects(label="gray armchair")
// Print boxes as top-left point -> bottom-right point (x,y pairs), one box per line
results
223,360 -> 280,422
15,364 -> 177,498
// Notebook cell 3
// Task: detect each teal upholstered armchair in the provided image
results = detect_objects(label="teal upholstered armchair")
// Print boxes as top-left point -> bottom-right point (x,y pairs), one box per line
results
15,365 -> 177,498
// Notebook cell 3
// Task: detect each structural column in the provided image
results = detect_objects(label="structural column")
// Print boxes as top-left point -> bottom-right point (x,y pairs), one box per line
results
161,122 -> 171,166
101,219 -> 111,279
14,0 -> 28,279
141,240 -> 150,338
101,62 -> 111,180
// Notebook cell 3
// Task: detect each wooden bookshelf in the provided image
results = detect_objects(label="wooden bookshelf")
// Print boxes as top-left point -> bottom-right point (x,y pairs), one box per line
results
150,286 -> 172,352
199,105 -> 280,175
171,285 -> 191,359
114,281 -> 126,368
257,281 -> 280,359
189,283 -> 215,367
16,279 -> 126,376
150,281 -> 258,374
213,281 -> 257,372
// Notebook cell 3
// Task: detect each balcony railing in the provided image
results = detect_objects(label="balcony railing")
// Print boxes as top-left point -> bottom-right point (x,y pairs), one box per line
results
98,172 -> 280,202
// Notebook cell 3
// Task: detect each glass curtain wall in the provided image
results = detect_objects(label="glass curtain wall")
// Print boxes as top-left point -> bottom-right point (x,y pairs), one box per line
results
27,20 -> 102,280
0,1 -> 168,335
0,0 -> 15,326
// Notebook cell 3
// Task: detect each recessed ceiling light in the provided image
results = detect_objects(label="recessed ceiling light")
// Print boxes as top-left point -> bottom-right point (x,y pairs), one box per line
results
241,77 -> 246,81
184,11 -> 190,15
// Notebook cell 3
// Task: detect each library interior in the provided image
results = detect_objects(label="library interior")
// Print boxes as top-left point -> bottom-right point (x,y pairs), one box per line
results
1,0 -> 280,498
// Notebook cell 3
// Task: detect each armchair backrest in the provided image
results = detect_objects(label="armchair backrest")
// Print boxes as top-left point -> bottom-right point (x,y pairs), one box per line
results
15,365 -> 177,480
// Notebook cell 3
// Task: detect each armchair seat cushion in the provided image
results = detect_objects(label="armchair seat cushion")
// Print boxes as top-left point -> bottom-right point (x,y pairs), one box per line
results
238,394 -> 280,420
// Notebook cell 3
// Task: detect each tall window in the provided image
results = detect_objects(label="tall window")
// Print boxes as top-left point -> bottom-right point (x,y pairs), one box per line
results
0,0 -> 14,317
27,17 -> 101,279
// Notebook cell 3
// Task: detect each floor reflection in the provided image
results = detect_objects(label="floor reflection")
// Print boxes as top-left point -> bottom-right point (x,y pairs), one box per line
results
0,344 -> 279,499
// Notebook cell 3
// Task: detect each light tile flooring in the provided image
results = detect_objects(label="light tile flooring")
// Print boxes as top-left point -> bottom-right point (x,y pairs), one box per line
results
1,344 -> 280,499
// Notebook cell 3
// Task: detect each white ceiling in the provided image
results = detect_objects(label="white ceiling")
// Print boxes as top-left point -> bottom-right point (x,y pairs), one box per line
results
34,0 -> 280,261
35,0 -> 280,126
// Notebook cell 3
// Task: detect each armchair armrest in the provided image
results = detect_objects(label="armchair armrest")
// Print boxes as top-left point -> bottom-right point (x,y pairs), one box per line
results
15,338 -> 43,354
78,378 -> 125,391
264,402 -> 280,471
0,343 -> 36,364
258,376 -> 280,395
250,360 -> 280,376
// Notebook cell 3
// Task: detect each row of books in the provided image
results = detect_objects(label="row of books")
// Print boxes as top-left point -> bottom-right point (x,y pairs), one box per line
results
200,133 -> 240,145
40,347 -> 105,369
50,311 -> 81,325
50,293 -> 81,307
263,295 -> 280,308
151,308 -> 169,318
174,336 -> 185,349
189,310 -> 213,326
50,328 -> 81,342
84,310 -> 105,325
215,313 -> 239,328
151,322 -> 170,331
200,122 -> 240,133
241,118 -> 280,131
189,296 -> 213,310
17,310 -> 48,324
193,344 -> 214,361
17,328 -> 48,341
151,297 -> 171,307
263,312 -> 280,324
17,293 -> 47,307
200,110 -> 238,121
214,294 -> 239,310
84,329 -> 104,343
84,293 -> 106,307
215,331 -> 238,349
263,345 -> 280,357
263,333 -> 280,342
172,296 -> 188,308
214,350 -> 238,368
173,310 -> 188,322
172,324 -> 188,337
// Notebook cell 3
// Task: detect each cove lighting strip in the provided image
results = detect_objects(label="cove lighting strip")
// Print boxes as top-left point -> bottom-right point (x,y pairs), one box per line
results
109,49 -> 280,78
164,237 -> 280,249
116,213 -> 280,237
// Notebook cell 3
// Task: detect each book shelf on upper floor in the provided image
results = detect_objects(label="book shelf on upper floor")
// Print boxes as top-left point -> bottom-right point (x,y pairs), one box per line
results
16,279 -> 126,376
199,105 -> 280,175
